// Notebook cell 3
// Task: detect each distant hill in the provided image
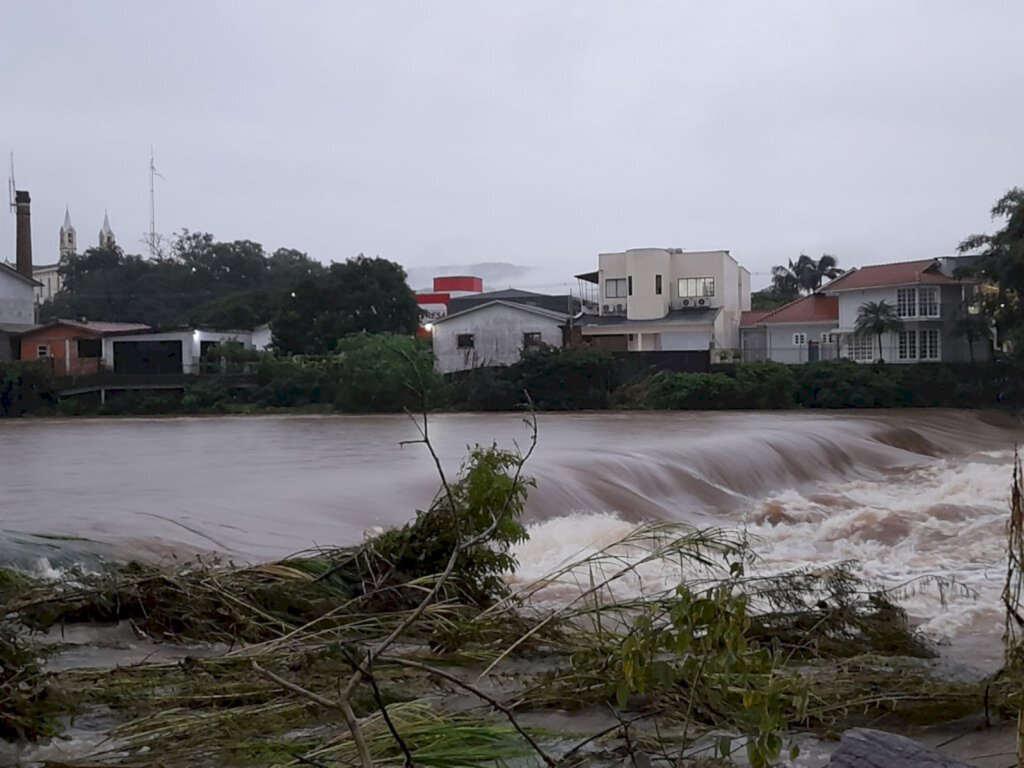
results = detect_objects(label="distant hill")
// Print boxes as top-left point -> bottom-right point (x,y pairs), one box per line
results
404,262 -> 532,291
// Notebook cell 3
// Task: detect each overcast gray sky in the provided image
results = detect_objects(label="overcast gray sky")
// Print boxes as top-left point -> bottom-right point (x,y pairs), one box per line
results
2,1 -> 1022,289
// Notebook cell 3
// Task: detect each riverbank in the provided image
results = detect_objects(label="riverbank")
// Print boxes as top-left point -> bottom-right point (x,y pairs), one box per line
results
4,349 -> 1022,418
3,519 -> 1017,768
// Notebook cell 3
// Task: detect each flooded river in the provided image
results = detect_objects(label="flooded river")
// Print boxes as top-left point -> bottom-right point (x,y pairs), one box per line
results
1,409 -> 1020,665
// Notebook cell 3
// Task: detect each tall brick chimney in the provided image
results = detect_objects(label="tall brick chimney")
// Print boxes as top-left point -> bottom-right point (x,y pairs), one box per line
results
15,190 -> 32,279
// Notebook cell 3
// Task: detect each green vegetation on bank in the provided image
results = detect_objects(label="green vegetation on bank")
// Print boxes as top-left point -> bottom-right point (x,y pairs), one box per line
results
3,342 -> 1020,418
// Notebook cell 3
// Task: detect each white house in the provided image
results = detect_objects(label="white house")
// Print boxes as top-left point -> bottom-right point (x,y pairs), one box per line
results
101,327 -> 256,375
822,258 -> 989,364
252,323 -> 273,351
431,300 -> 569,374
575,248 -> 750,354
740,295 -> 840,363
0,262 -> 38,327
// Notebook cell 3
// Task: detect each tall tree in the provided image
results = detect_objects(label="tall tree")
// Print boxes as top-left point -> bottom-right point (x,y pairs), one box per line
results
271,255 -> 419,354
957,187 -> 1024,352
855,300 -> 903,362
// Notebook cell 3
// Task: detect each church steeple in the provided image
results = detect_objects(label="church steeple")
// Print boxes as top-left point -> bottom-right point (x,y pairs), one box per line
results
98,211 -> 116,249
59,206 -> 77,259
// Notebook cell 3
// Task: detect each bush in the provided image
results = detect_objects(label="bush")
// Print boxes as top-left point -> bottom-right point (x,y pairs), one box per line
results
509,346 -> 618,410
0,362 -> 56,416
443,367 -> 518,411
794,360 -> 905,408
367,443 -> 533,605
182,379 -> 232,412
732,362 -> 799,409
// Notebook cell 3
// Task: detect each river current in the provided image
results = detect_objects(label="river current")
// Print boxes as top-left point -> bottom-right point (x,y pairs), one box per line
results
1,410 -> 1020,667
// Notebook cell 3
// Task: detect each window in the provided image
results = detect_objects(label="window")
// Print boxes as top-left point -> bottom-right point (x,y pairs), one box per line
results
850,336 -> 873,362
896,288 -> 917,318
792,333 -> 807,345
605,278 -> 627,298
655,274 -> 662,295
457,334 -> 474,349
918,287 -> 939,318
77,338 -> 102,358
898,330 -> 917,360
627,276 -> 633,296
522,332 -> 542,347
677,277 -> 715,298
36,345 -> 50,358
821,332 -> 837,344
920,329 -> 940,360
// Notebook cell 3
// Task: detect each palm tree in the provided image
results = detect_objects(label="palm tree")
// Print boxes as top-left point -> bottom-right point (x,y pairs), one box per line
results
855,300 -> 903,362
770,254 -> 844,296
950,309 -> 991,364
798,253 -> 843,293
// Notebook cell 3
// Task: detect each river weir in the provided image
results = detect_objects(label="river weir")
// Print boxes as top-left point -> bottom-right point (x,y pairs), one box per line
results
1,410 -> 1022,766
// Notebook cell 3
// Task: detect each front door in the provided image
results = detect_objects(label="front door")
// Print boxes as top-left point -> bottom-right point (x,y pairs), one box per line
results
807,340 -> 820,363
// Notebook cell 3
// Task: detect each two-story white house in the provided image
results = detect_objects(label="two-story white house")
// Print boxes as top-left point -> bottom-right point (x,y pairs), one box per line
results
574,248 -> 751,355
823,257 -> 989,364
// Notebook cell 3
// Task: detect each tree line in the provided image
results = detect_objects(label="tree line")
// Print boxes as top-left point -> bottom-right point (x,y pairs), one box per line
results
41,231 -> 419,355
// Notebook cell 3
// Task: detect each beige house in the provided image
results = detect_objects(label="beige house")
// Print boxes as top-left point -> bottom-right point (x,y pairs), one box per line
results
575,248 -> 750,354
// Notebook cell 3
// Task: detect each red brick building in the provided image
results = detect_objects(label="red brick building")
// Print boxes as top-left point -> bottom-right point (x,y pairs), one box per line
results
19,320 -> 149,375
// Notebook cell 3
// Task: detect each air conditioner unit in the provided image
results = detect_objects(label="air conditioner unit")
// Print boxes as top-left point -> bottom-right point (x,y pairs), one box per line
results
603,305 -> 612,313
615,304 -> 624,312
682,299 -> 691,307
698,298 -> 707,306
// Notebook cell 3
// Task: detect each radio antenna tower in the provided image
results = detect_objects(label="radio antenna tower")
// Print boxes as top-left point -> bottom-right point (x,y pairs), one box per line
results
7,153 -> 15,212
148,147 -> 164,258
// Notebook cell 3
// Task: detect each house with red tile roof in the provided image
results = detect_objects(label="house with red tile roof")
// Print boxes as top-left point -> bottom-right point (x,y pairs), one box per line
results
740,295 -> 840,363
822,257 -> 989,363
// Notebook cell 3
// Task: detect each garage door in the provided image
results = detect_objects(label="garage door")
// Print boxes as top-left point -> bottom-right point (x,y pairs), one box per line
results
113,340 -> 184,375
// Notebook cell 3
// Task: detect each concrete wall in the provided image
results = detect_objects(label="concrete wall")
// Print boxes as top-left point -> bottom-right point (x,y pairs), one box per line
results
433,304 -> 565,374
0,271 -> 36,325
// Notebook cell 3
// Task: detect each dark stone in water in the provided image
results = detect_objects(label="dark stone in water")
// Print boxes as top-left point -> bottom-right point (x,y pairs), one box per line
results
829,728 -> 974,768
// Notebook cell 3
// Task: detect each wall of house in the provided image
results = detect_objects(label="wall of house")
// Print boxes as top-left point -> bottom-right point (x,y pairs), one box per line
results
19,325 -> 104,375
0,272 -> 36,325
433,304 -> 564,374
660,329 -> 713,351
764,323 -> 840,364
625,248 -> 671,320
253,325 -> 272,351
741,327 -> 768,362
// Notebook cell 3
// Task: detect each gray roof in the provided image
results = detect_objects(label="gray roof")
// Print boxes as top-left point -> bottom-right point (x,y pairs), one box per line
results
577,308 -> 720,327
467,288 -> 548,299
433,300 -> 570,325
